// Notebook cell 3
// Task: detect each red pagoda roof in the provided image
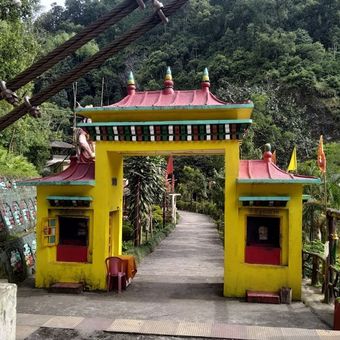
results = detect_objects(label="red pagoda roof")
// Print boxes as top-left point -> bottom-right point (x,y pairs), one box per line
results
17,157 -> 95,186
109,68 -> 249,108
75,69 -> 254,123
238,158 -> 320,184
108,88 -> 247,108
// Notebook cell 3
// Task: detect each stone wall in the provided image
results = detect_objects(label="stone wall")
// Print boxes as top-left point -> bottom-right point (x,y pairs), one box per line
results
0,282 -> 17,340
0,179 -> 36,283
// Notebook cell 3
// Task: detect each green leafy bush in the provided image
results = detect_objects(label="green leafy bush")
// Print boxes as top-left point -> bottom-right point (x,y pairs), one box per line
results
124,223 -> 175,263
122,220 -> 134,241
303,240 -> 325,255
152,204 -> 163,230
0,146 -> 38,178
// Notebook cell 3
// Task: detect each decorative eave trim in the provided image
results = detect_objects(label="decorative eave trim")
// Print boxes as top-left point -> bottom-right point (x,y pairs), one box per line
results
78,119 -> 252,142
78,119 -> 252,127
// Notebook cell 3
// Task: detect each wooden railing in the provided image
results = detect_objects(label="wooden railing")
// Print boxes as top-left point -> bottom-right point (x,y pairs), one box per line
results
302,250 -> 325,287
302,251 -> 340,303
302,208 -> 340,304
327,265 -> 340,302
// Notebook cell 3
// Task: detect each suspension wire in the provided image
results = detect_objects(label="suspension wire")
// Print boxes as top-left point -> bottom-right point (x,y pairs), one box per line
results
0,0 -> 188,131
72,81 -> 78,139
2,0 -> 148,96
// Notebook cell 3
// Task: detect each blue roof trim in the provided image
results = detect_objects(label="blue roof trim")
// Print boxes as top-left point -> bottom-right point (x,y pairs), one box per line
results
77,119 -> 252,128
239,196 -> 290,201
47,196 -> 93,201
76,103 -> 254,113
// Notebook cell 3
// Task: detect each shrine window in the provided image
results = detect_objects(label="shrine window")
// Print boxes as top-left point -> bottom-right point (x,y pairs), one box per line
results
245,216 -> 281,265
57,216 -> 89,262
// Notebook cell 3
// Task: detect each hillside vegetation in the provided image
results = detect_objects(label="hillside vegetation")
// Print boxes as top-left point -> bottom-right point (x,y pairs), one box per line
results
0,0 -> 339,174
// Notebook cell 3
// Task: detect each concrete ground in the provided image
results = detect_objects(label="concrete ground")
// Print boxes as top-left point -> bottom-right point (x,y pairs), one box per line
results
16,211 -> 338,339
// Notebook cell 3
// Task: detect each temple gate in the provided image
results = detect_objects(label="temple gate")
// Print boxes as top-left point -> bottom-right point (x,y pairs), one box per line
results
19,68 -> 320,299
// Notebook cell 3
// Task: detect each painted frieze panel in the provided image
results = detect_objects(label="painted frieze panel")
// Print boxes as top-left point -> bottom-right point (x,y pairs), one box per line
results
12,201 -> 24,228
0,203 -> 15,230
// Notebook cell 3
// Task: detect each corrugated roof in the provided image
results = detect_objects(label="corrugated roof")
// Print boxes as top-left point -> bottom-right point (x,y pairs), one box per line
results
17,157 -> 95,186
50,141 -> 75,149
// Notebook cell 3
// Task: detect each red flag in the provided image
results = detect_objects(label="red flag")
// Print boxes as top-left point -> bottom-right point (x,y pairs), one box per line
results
317,135 -> 326,173
166,155 -> 174,175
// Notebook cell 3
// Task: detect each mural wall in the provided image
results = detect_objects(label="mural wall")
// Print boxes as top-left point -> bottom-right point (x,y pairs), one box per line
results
0,178 -> 36,283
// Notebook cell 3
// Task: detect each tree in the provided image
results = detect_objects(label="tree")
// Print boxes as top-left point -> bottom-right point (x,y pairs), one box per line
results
0,102 -> 72,173
177,166 -> 207,206
124,156 -> 166,246
0,145 -> 38,178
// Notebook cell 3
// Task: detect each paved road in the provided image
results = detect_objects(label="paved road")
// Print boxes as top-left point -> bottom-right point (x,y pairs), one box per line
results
17,210 -> 330,337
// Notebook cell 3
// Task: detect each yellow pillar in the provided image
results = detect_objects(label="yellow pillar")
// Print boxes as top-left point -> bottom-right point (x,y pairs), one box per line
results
287,185 -> 303,300
107,151 -> 124,256
93,145 -> 124,289
223,140 -> 240,296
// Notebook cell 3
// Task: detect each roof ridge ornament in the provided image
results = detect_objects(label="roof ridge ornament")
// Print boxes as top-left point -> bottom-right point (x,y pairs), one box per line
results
127,71 -> 136,95
263,143 -> 272,162
201,68 -> 210,92
163,66 -> 174,94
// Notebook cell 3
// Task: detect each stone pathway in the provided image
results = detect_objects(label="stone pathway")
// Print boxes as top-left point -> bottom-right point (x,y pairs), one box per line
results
16,211 -> 338,339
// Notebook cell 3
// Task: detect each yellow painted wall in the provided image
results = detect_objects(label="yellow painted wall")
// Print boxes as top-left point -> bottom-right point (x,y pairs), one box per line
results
36,138 -> 304,296
78,107 -> 252,122
36,140 -> 229,290
35,151 -> 124,290
35,185 -> 97,288
224,183 -> 303,299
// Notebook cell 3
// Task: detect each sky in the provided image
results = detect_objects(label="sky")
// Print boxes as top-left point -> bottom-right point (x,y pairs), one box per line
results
39,0 -> 65,12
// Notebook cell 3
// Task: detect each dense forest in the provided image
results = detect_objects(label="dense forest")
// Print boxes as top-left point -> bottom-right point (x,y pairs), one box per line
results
0,0 -> 339,175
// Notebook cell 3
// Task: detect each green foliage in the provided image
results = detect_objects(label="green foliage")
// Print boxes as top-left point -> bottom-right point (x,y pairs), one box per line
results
123,223 -> 176,263
122,220 -> 134,241
0,19 -> 39,81
0,102 -> 72,174
0,145 -> 38,178
303,240 -> 325,255
175,157 -> 225,239
299,142 -> 340,209
151,205 -> 163,230
177,166 -> 207,203
124,156 -> 166,245
30,0 -> 340,158
0,0 -> 39,21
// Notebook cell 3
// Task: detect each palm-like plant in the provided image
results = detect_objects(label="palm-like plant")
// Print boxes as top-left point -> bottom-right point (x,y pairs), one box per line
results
124,156 -> 166,246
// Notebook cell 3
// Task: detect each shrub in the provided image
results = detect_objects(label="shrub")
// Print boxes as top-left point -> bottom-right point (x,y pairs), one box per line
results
122,221 -> 134,241
152,204 -> 163,230
124,223 -> 175,263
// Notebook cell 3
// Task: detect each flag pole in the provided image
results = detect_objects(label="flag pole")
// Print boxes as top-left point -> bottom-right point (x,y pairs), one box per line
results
324,171 -> 327,213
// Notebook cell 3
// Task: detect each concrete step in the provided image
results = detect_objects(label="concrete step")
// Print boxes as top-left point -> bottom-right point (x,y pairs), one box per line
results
246,290 -> 280,304
49,282 -> 84,294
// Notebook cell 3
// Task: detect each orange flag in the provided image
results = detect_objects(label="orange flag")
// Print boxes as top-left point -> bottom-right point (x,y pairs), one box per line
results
317,135 -> 326,173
